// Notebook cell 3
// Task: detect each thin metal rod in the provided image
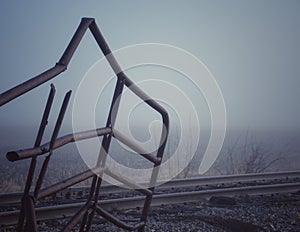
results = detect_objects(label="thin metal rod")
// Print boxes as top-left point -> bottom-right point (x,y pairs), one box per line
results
34,91 -> 71,198
0,18 -> 94,107
23,196 -> 38,232
95,205 -> 145,231
139,125 -> 169,231
37,167 -> 104,200
63,203 -> 90,232
79,176 -> 97,232
89,20 -> 123,75
112,129 -> 161,164
58,18 -> 94,66
0,64 -> 65,107
84,76 -> 125,231
34,84 -> 56,148
49,91 -> 72,148
139,118 -> 169,232
7,127 -> 111,162
84,176 -> 101,231
104,168 -> 152,196
84,147 -> 108,231
124,77 -> 168,117
17,84 -> 55,232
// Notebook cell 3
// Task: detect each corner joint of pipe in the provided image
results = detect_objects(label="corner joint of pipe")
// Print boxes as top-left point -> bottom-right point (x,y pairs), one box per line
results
81,17 -> 95,23
55,62 -> 67,71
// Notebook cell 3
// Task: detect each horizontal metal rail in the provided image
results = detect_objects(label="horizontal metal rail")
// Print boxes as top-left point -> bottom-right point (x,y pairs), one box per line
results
6,127 -> 111,161
95,205 -> 145,231
1,181 -> 299,226
37,167 -> 105,200
1,170 -> 299,206
112,129 -> 161,164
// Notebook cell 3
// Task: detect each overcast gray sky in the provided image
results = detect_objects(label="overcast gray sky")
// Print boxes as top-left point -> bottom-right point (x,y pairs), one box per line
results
0,0 -> 300,144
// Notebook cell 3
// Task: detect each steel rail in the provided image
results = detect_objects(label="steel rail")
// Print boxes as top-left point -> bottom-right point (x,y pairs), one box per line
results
0,181 -> 299,226
1,170 -> 299,206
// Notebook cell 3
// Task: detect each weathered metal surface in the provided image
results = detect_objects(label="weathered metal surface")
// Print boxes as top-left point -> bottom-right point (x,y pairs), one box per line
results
37,167 -> 105,200
34,91 -> 72,199
0,64 -> 66,107
17,84 -> 56,232
1,17 -> 169,231
0,18 -> 92,107
6,127 -> 112,161
112,129 -> 161,164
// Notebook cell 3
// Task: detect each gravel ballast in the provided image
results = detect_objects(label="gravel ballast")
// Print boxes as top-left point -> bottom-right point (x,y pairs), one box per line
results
36,192 -> 300,232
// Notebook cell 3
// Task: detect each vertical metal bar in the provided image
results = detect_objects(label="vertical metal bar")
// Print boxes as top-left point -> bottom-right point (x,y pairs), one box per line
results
85,77 -> 125,231
17,84 -> 56,232
83,176 -> 102,232
139,118 -> 169,232
34,90 -> 72,198
34,84 -> 56,148
139,114 -> 169,232
24,196 -> 38,232
49,90 -> 72,149
79,176 -> 97,232
96,77 -> 124,187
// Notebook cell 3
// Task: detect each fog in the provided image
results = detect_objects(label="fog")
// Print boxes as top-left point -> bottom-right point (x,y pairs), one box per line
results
1,1 -> 300,185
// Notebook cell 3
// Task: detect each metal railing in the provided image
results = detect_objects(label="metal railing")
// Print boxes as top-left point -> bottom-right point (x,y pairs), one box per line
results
0,18 -> 169,232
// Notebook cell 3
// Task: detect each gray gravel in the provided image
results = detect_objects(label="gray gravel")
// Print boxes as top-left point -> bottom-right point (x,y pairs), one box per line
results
34,192 -> 300,232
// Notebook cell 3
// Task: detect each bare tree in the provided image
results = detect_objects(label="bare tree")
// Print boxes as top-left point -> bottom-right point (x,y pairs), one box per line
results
214,131 -> 287,175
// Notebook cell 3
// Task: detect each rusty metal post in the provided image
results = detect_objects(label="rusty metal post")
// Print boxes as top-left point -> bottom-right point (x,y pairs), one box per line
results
17,84 -> 55,232
23,195 -> 38,232
78,176 -> 97,232
82,76 -> 125,232
34,90 -> 71,199
139,111 -> 169,232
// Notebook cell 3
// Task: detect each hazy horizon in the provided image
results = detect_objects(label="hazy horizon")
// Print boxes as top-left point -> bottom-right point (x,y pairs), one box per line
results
1,1 -> 300,184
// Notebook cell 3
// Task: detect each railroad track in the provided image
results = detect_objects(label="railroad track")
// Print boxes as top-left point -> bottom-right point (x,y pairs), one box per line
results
0,171 -> 299,226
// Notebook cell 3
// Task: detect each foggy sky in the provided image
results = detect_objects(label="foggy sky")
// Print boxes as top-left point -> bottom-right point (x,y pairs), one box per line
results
1,0 -> 300,143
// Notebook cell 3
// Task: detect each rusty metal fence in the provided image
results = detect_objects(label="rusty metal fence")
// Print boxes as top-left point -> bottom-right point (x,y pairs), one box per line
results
0,18 -> 169,231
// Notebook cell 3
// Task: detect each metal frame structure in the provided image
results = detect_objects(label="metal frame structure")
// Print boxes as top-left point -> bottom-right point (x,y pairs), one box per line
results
0,18 -> 169,231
